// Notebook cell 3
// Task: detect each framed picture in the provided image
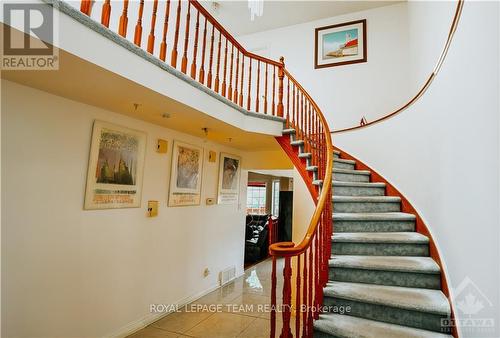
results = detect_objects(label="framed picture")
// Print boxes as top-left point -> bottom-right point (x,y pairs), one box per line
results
217,153 -> 241,204
315,19 -> 367,69
84,120 -> 147,210
168,140 -> 204,206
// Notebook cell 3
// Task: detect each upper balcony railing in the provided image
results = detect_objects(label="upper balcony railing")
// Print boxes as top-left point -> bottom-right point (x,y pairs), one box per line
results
78,1 -> 333,337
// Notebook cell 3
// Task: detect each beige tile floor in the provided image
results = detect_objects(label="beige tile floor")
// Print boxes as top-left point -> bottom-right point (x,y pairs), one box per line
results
127,258 -> 289,338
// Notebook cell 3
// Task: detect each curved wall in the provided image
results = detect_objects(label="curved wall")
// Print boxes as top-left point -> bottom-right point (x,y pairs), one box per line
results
238,3 -> 412,130
335,2 -> 500,337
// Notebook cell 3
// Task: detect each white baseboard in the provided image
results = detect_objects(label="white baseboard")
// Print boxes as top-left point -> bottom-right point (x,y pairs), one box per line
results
106,272 -> 244,338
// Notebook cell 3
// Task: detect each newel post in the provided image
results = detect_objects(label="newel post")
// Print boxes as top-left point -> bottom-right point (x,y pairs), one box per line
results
277,56 -> 285,118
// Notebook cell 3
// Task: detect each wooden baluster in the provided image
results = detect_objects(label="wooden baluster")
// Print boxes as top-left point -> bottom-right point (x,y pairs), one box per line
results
298,92 -> 302,140
221,39 -> 228,96
295,255 -> 301,338
190,10 -> 200,79
307,100 -> 312,152
305,100 -> 309,153
199,18 -> 208,83
171,0 -> 181,68
101,0 -> 111,27
270,256 -> 277,338
308,240 -> 313,335
159,0 -> 171,61
291,84 -> 295,128
228,46 -> 234,101
181,1 -> 191,73
118,0 -> 129,38
281,257 -> 293,338
255,61 -> 260,112
134,0 -> 144,46
272,66 -> 276,116
295,87 -> 299,132
239,56 -> 245,106
302,251 -> 309,338
314,113 -> 318,167
207,25 -> 215,88
315,225 -> 320,320
233,51 -> 240,103
80,0 -> 92,15
302,93 -> 305,141
285,78 -> 289,126
214,32 -> 222,92
264,63 -> 268,114
147,0 -> 158,53
277,57 -> 285,118
247,59 -> 252,111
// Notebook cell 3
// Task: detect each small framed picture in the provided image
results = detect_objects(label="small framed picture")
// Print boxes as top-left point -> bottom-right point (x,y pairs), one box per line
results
168,140 -> 204,206
315,19 -> 367,69
84,120 -> 147,210
217,153 -> 241,204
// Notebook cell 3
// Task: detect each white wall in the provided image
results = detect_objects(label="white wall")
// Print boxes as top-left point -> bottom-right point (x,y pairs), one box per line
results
238,3 -> 411,130
335,2 -> 500,337
1,80 -> 249,338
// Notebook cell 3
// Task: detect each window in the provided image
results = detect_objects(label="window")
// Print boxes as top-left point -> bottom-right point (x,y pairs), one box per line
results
271,179 -> 280,217
247,183 -> 266,214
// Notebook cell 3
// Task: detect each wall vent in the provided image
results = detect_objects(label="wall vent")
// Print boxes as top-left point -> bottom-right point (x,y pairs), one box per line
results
219,266 -> 236,286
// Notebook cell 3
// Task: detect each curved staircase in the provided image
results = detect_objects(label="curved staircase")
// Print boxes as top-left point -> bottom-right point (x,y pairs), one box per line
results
277,128 -> 455,337
72,1 -> 457,335
325,154 -> 454,336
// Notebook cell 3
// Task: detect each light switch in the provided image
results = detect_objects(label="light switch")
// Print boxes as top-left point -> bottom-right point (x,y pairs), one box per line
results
156,139 -> 168,153
147,200 -> 159,217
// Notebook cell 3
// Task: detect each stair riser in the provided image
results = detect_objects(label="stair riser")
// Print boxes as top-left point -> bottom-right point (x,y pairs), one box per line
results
333,201 -> 401,213
332,243 -> 429,256
333,220 -> 415,232
323,297 -> 451,333
333,161 -> 355,170
313,331 -> 341,338
333,186 -> 385,196
329,268 -> 441,289
333,172 -> 370,183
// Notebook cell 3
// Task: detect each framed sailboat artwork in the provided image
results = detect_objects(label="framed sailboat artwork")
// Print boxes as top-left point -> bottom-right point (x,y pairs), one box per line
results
315,19 -> 367,69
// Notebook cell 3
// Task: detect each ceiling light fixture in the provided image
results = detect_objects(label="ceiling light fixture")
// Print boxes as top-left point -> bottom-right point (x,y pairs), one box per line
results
248,0 -> 263,21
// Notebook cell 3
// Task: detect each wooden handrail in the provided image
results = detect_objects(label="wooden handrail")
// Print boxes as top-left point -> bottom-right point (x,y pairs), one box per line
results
270,70 -> 333,256
333,0 -> 464,134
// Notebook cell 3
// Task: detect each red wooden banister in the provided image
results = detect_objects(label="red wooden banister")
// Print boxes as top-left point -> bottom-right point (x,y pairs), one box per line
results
78,1 -> 333,336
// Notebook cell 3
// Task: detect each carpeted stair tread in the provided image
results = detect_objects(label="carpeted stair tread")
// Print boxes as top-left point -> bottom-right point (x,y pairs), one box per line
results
329,255 -> 440,274
290,140 -> 304,146
333,168 -> 370,175
324,281 -> 450,315
333,181 -> 386,188
333,212 -> 415,221
334,158 -> 356,165
314,313 -> 453,338
333,196 -> 401,203
332,232 -> 428,244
